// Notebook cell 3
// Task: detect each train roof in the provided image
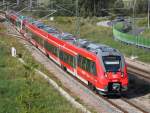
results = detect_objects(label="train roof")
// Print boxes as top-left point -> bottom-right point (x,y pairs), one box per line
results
51,32 -> 61,38
7,12 -> 121,57
43,26 -> 59,33
58,32 -> 77,44
76,39 -> 121,56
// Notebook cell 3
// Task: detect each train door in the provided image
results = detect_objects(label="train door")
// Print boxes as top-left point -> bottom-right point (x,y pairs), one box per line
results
74,55 -> 78,76
57,45 -> 61,66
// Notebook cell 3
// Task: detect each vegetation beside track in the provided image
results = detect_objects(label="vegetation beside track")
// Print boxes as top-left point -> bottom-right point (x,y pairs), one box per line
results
0,23 -> 82,113
141,29 -> 150,38
135,18 -> 150,39
45,17 -> 150,63
135,18 -> 147,28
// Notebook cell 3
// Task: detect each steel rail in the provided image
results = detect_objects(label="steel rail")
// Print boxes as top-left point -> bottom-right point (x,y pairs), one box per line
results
121,98 -> 149,113
66,67 -> 149,113
127,63 -> 150,74
127,64 -> 150,81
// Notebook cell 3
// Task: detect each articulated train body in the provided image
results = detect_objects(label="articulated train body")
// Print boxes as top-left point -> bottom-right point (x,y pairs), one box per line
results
5,11 -> 128,95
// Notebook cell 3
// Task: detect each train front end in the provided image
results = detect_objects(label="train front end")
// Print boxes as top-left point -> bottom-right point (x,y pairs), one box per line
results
96,51 -> 128,95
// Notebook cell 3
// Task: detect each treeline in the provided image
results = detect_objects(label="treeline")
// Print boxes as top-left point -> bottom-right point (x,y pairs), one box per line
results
47,0 -> 118,16
48,0 -> 148,17
3,0 -> 149,17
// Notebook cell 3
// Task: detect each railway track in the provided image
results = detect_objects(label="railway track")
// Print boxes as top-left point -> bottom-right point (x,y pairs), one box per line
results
3,21 -> 150,113
74,72 -> 149,113
69,71 -> 149,113
127,64 -> 150,81
121,98 -> 149,113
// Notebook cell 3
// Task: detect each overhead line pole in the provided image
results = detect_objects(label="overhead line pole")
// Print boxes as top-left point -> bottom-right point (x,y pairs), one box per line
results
148,0 -> 150,29
17,0 -> 20,5
132,0 -> 137,35
29,0 -> 32,9
131,0 -> 138,59
75,0 -> 80,38
3,0 -> 5,5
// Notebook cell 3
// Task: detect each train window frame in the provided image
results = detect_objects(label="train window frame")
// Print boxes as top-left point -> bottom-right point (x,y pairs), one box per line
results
78,55 -> 97,76
59,50 -> 75,68
45,41 -> 58,57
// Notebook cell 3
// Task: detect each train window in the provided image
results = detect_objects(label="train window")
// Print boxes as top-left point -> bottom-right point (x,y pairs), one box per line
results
78,55 -> 97,76
45,41 -> 58,57
27,29 -> 44,47
102,56 -> 121,72
59,50 -> 75,68
32,33 -> 39,43
59,51 -> 63,60
90,62 -> 97,76
77,55 -> 82,68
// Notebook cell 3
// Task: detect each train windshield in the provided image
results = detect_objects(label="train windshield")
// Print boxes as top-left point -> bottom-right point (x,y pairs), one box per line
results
102,56 -> 121,72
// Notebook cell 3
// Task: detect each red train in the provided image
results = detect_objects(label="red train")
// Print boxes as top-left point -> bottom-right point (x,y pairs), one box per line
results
5,11 -> 128,95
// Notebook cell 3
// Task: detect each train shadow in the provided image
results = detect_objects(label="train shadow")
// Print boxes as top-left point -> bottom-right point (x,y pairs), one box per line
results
123,74 -> 150,99
107,74 -> 150,99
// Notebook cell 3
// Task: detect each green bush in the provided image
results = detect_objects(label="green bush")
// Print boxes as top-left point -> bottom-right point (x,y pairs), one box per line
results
114,22 -> 124,30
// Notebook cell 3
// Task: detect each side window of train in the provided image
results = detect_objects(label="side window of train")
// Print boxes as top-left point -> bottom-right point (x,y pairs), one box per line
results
82,57 -> 86,70
77,55 -> 81,68
45,41 -> 57,56
78,55 -> 84,69
86,59 -> 91,73
32,33 -> 39,43
78,55 -> 97,76
59,50 -> 62,59
90,62 -> 97,76
73,56 -> 76,68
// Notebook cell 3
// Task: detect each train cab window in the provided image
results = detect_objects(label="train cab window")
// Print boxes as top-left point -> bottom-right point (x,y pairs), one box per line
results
102,56 -> 121,72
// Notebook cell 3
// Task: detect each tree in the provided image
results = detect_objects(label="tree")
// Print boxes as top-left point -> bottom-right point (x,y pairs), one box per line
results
114,0 -> 124,14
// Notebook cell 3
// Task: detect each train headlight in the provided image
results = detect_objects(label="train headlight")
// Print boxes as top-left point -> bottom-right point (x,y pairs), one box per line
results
121,72 -> 124,78
104,72 -> 108,78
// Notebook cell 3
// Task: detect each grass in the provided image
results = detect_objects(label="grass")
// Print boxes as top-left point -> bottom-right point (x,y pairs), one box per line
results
0,23 -> 82,113
44,17 -> 150,63
135,17 -> 150,38
135,18 -> 148,28
141,29 -> 150,38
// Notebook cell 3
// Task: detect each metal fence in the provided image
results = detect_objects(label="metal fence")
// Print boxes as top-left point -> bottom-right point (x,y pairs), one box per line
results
113,26 -> 150,49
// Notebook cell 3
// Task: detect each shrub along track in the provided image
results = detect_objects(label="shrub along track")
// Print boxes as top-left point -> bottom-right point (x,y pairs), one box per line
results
3,21 -> 150,113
